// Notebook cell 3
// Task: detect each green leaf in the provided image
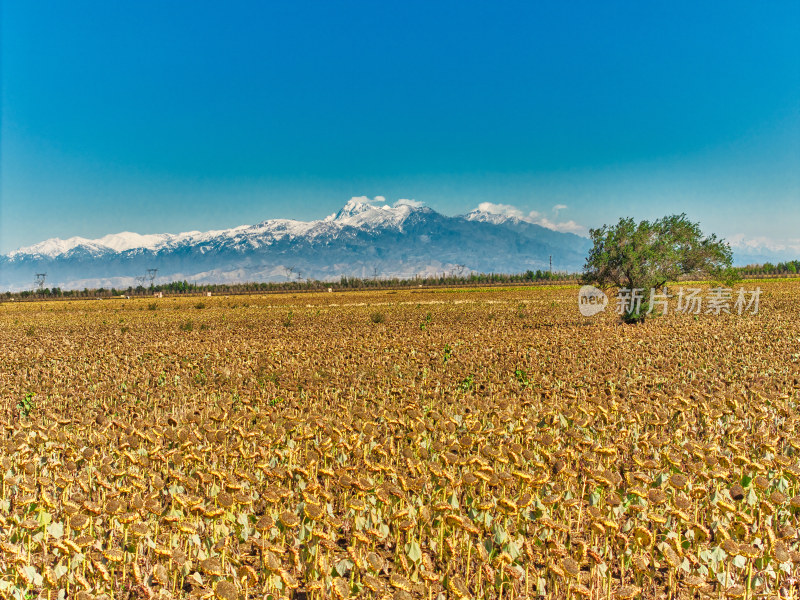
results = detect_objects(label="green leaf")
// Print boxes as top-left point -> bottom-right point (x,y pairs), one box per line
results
536,577 -> 547,596
708,546 -> 727,572
238,512 -> 253,541
405,540 -> 422,563
492,523 -> 507,545
23,565 -> 43,586
272,573 -> 285,590
335,558 -> 354,577
47,521 -> 64,539
53,563 -> 68,580
449,491 -> 460,509
505,541 -> 521,561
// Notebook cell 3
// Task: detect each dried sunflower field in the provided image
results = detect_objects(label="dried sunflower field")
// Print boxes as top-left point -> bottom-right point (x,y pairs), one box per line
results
1,282 -> 800,600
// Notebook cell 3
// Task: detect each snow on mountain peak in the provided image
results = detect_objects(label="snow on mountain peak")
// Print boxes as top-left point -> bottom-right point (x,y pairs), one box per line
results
331,196 -> 424,229
95,232 -> 174,252
6,197 -> 432,260
0,197 -> 599,291
465,210 -> 516,225
334,196 -> 378,219
464,202 -> 527,224
9,231 -> 184,259
462,202 -> 588,236
8,236 -> 92,258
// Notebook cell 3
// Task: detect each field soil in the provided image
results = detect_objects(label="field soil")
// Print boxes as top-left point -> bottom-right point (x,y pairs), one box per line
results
1,282 -> 799,599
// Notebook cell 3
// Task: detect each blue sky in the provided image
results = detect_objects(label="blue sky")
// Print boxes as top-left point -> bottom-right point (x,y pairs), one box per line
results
2,1 -> 798,257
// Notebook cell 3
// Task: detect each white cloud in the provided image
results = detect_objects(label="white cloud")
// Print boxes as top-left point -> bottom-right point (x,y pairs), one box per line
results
727,233 -> 800,253
350,197 -> 587,234
348,196 -> 424,209
347,195 -> 385,205
475,202 -> 527,219
472,202 -> 587,236
394,198 -> 424,208
537,217 -> 587,235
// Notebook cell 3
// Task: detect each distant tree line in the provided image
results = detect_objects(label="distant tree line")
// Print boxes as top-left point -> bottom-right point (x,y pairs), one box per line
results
3,262 -> 796,301
738,260 -> 799,276
3,269 -> 572,300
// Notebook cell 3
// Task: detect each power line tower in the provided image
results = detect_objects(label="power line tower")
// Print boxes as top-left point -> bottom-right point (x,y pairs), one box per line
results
146,268 -> 158,286
549,255 -> 552,275
34,273 -> 47,293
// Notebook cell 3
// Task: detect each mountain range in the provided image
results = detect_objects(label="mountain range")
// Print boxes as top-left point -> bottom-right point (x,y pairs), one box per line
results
1,199 -> 592,291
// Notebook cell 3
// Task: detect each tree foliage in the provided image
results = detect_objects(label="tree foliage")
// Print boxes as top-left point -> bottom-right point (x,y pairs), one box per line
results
583,214 -> 736,321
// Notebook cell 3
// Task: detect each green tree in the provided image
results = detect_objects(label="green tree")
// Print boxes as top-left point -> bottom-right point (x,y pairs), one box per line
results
583,214 -> 736,322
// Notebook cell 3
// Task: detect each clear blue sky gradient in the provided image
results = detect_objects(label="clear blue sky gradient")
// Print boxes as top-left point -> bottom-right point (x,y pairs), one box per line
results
2,1 -> 798,253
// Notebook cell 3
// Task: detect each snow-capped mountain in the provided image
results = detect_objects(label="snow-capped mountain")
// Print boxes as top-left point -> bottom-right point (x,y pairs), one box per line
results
463,206 -> 518,225
8,231 -> 195,259
1,198 -> 592,291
